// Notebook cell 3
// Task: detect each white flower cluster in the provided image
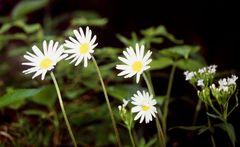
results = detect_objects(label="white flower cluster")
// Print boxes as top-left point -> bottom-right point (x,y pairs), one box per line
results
210,75 -> 238,92
184,65 -> 217,88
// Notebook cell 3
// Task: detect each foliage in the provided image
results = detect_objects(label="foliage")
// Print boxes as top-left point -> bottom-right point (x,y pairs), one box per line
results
0,1 -> 238,146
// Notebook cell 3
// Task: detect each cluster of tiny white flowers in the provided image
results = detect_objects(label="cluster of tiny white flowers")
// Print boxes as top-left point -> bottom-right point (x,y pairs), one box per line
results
184,65 -> 218,88
184,71 -> 195,81
210,75 -> 238,92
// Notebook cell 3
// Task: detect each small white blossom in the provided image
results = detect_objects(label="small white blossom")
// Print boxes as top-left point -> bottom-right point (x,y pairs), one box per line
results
184,71 -> 194,81
227,75 -> 238,85
198,67 -> 206,74
197,79 -> 205,87
219,78 -> 228,91
208,65 -> 217,74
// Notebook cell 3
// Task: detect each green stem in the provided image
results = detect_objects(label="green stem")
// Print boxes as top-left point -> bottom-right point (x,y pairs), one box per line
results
91,56 -> 122,147
143,72 -> 165,147
193,99 -> 202,125
163,65 -> 176,134
155,117 -> 166,147
50,72 -> 77,147
143,72 -> 155,95
206,105 -> 216,147
128,128 -> 136,147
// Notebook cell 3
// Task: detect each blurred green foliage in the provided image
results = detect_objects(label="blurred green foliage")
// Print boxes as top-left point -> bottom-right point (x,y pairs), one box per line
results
0,0 -> 208,146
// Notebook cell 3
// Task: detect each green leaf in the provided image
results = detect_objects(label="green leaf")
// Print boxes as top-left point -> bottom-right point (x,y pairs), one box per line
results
23,109 -> 48,119
160,45 -> 200,59
0,23 -> 11,34
215,123 -> 236,147
65,87 -> 88,99
169,125 -> 207,131
155,96 -> 166,105
141,25 -> 183,44
71,17 -> 108,26
31,85 -> 57,108
0,89 -> 41,109
12,0 -> 48,19
206,112 -> 223,121
116,34 -> 132,46
138,137 -> 157,147
95,47 -> 120,60
176,59 -> 205,71
107,84 -> 145,101
149,57 -> 173,70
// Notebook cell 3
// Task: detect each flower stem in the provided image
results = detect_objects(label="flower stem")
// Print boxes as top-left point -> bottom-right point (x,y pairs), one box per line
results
91,56 -> 122,147
143,72 -> 165,147
143,72 -> 155,96
193,99 -> 202,125
50,72 -> 77,147
163,64 -> 176,134
205,105 -> 216,147
128,128 -> 136,147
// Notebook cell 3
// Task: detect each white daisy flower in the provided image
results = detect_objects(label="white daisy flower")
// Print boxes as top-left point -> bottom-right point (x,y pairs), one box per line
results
64,26 -> 98,67
116,44 -> 152,83
131,90 -> 157,123
22,40 -> 67,80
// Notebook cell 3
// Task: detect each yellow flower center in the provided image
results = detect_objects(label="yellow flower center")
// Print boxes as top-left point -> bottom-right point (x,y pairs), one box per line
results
141,105 -> 150,111
79,43 -> 90,55
40,57 -> 53,69
132,61 -> 143,72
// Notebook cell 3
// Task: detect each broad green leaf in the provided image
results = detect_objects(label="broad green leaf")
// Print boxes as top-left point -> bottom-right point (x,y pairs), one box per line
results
149,57 -> 173,70
215,123 -> 236,147
31,85 -> 57,108
0,89 -> 41,109
176,59 -> 205,71
12,0 -> 48,19
160,45 -> 200,59
107,84 -> 145,101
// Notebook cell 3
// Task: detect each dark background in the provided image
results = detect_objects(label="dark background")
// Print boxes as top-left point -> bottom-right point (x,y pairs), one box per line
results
1,0 -> 239,70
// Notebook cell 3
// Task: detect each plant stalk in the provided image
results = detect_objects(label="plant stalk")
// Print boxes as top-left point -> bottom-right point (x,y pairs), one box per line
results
91,56 -> 122,147
50,72 -> 77,147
